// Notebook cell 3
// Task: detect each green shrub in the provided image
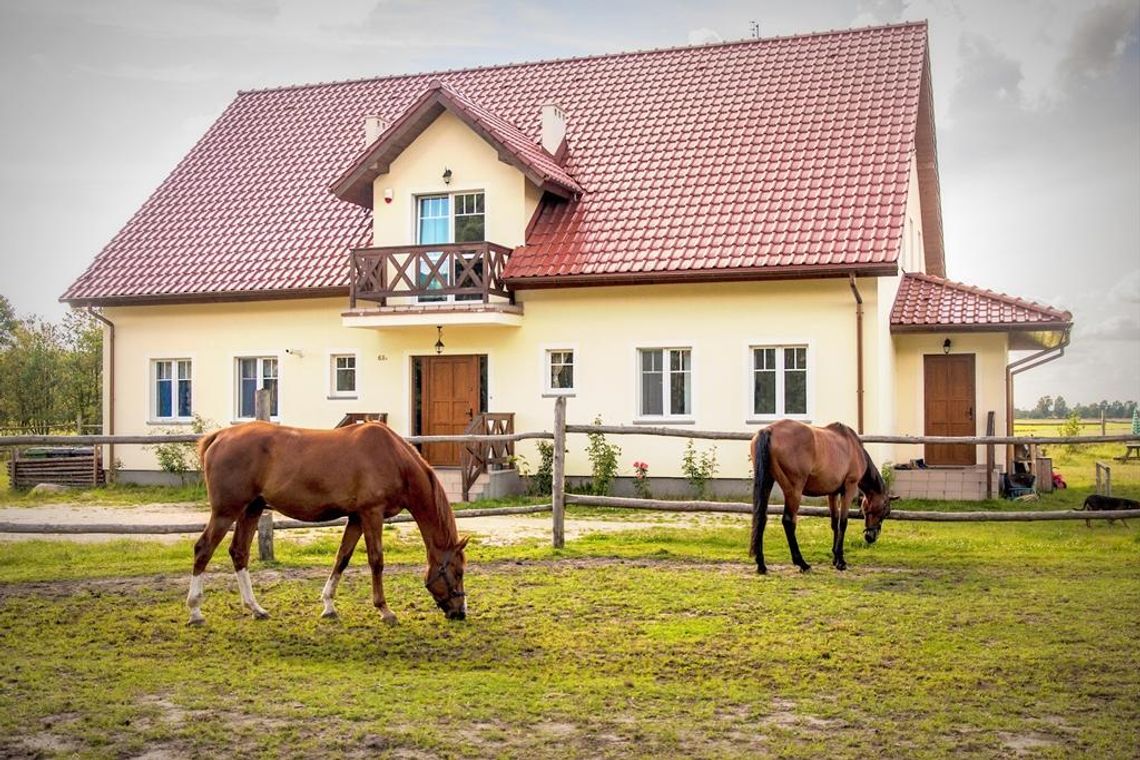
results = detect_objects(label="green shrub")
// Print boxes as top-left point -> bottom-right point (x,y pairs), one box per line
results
585,416 -> 622,496
531,441 -> 555,496
682,439 -> 718,499
146,414 -> 215,486
1061,412 -> 1083,453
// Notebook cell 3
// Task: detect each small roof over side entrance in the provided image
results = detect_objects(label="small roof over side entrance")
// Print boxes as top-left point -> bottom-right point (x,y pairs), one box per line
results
891,272 -> 1072,349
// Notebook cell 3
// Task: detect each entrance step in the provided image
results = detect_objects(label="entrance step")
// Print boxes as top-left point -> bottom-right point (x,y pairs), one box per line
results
433,468 -> 489,504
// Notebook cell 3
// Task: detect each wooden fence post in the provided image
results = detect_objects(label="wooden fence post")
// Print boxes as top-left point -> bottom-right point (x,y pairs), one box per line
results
985,412 -> 995,500
552,396 -> 566,549
255,389 -> 275,562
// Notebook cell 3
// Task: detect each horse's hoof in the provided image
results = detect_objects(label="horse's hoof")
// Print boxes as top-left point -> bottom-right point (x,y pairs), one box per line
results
835,562 -> 847,571
798,564 -> 812,573
253,610 -> 270,620
186,616 -> 205,627
756,565 -> 768,575
320,609 -> 339,620
380,611 -> 398,626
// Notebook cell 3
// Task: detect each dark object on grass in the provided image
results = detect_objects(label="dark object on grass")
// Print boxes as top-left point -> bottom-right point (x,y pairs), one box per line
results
1079,494 -> 1140,527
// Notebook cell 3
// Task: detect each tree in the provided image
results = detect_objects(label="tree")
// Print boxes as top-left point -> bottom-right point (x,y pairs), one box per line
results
58,310 -> 102,430
1032,396 -> 1053,419
0,317 -> 63,433
1052,396 -> 1068,419
0,294 -> 16,349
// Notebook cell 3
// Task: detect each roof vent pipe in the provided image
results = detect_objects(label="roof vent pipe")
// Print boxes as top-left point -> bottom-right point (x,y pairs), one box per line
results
540,103 -> 567,155
364,115 -> 388,147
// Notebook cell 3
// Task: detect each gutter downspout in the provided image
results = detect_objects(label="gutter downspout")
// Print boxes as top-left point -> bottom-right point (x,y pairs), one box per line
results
1004,330 -> 1071,472
849,275 -> 864,434
87,308 -> 115,482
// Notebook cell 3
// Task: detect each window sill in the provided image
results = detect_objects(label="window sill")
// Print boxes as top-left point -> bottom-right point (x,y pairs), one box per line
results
327,395 -> 359,401
147,419 -> 194,426
632,416 -> 696,426
542,391 -> 576,398
746,416 -> 813,425
231,418 -> 280,425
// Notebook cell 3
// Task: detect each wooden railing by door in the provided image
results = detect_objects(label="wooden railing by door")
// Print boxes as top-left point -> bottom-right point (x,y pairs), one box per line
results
460,412 -> 515,502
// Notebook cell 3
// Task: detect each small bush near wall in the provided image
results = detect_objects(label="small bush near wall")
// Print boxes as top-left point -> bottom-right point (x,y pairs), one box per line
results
682,440 -> 719,499
585,417 -> 622,496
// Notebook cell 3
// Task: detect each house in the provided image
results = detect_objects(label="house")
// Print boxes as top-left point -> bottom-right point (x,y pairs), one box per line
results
62,21 -> 1072,499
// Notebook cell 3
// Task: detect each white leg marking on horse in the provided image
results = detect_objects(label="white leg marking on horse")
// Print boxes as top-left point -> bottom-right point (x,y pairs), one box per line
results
320,573 -> 341,618
186,574 -> 205,626
236,568 -> 270,619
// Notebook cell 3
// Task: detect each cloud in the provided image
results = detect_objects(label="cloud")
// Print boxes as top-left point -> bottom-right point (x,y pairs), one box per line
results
688,28 -> 723,45
1082,314 -> 1140,341
1060,0 -> 1140,84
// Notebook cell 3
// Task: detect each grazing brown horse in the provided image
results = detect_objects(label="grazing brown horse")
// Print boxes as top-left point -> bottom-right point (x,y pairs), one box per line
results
188,421 -> 468,625
751,420 -> 893,574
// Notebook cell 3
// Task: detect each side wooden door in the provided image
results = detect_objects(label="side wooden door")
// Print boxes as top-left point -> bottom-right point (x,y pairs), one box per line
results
924,354 -> 977,466
421,355 -> 480,466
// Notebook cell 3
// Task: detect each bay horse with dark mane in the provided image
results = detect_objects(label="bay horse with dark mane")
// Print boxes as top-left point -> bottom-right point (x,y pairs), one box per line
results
751,420 -> 893,574
188,421 -> 468,625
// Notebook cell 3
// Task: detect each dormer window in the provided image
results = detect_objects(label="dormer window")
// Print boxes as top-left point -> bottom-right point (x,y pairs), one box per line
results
417,191 -> 486,303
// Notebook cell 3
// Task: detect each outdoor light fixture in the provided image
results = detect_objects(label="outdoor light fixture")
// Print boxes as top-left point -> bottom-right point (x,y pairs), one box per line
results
442,168 -> 452,185
383,188 -> 393,204
435,325 -> 445,354
942,338 -> 952,355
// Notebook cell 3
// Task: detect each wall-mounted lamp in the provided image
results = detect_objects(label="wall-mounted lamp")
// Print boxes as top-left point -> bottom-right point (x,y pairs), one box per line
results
284,348 -> 304,358
942,338 -> 952,355
383,188 -> 393,205
442,167 -> 452,185
435,325 -> 445,354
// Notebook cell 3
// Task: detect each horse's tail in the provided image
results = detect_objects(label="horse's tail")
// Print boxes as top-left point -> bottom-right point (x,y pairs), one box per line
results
196,429 -> 222,479
750,429 -> 773,557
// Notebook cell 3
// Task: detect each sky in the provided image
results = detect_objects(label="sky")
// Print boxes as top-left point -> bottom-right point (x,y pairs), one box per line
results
0,0 -> 1138,408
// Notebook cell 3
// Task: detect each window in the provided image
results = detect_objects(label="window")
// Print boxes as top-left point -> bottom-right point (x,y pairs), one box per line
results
752,345 -> 808,417
331,354 -> 356,397
153,359 -> 191,419
416,191 -> 486,302
639,348 -> 691,417
237,356 -> 278,418
545,349 -> 574,394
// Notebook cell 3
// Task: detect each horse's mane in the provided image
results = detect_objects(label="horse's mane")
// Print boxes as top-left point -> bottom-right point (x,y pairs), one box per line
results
858,447 -> 886,495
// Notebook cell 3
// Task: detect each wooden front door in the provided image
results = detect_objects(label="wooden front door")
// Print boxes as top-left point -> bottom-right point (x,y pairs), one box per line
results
924,354 -> 977,466
420,355 -> 480,466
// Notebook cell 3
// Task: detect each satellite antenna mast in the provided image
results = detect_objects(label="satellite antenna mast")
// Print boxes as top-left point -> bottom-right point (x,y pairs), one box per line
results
750,20 -> 760,39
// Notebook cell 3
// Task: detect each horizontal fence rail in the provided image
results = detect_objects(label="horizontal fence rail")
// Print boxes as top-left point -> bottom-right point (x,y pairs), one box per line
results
0,432 -> 554,447
566,494 -> 1137,522
0,504 -> 553,535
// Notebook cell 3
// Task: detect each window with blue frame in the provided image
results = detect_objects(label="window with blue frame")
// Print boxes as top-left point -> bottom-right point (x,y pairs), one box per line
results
237,356 -> 278,418
416,192 -> 486,302
153,359 -> 192,419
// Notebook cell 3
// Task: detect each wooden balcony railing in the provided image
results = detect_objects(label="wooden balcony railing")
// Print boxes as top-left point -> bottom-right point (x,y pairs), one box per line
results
349,243 -> 515,308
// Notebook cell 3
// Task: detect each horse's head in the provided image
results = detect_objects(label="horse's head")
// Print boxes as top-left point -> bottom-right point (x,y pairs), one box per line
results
858,449 -> 895,544
861,490 -> 894,544
424,537 -> 469,620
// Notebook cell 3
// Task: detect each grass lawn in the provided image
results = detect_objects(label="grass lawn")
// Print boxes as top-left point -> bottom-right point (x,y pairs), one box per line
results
1,515 -> 1138,759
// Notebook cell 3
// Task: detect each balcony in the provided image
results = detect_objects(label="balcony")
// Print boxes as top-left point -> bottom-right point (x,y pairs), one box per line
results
344,243 -> 523,328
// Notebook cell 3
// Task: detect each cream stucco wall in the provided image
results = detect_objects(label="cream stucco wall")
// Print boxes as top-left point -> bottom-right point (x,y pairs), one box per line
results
370,110 -> 539,249
891,332 -> 1010,465
103,278 -> 895,479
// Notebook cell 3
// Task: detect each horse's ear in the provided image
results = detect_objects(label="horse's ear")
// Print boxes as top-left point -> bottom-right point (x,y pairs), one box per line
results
457,535 -> 470,550
889,495 -> 901,501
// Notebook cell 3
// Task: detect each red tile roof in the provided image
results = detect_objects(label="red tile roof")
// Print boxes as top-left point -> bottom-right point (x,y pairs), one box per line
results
62,22 -> 936,305
891,272 -> 1072,331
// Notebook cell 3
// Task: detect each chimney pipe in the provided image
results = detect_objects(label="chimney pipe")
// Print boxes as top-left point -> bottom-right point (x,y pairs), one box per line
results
540,103 -> 566,155
364,115 -> 388,147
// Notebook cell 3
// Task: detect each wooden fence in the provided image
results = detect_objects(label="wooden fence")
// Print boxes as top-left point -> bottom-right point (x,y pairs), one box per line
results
1,395 -> 1136,554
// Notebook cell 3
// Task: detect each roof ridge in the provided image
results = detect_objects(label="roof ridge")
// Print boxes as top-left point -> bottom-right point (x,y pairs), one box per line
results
235,20 -> 929,96
903,272 -> 1071,319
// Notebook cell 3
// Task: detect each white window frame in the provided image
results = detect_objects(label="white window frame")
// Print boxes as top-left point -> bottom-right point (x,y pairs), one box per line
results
150,358 -> 193,422
542,346 -> 576,397
328,352 -> 359,399
234,355 -> 280,421
746,342 -> 812,423
635,346 -> 694,423
414,190 -> 486,304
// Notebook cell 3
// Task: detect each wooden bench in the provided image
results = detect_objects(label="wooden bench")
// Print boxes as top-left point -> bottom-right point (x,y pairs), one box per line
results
1117,443 -> 1140,462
